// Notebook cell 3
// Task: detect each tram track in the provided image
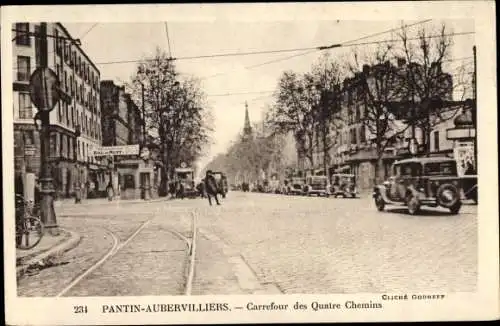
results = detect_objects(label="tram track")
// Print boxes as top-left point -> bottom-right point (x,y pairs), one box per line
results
54,211 -> 197,297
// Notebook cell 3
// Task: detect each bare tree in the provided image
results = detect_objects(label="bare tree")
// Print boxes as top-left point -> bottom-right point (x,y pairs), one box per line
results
129,47 -> 212,193
267,71 -> 316,169
305,53 -> 345,174
347,45 -> 411,184
397,22 -> 472,154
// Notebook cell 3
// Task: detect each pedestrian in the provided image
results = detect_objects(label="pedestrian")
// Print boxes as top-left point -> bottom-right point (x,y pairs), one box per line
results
204,170 -> 220,206
106,181 -> 114,201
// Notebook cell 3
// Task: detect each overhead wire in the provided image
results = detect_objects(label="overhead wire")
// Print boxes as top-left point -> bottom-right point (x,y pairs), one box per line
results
92,19 -> 444,66
207,90 -> 274,97
79,23 -> 99,40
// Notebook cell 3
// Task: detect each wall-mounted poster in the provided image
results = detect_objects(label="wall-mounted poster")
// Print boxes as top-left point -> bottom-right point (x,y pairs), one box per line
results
453,144 -> 475,176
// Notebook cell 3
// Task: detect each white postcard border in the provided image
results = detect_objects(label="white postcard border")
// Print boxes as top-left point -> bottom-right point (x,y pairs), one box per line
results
2,2 -> 498,324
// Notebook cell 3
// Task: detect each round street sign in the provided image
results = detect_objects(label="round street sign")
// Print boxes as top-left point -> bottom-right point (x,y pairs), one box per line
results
29,67 -> 61,112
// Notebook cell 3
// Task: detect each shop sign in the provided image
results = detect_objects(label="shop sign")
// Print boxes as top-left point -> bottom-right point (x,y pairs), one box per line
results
92,145 -> 140,157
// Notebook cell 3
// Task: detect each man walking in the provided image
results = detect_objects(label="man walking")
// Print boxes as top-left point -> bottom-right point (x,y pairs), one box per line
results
204,170 -> 220,206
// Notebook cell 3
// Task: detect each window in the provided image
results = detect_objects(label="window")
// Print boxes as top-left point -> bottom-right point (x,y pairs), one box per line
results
64,71 -> 68,91
55,29 -> 61,55
18,93 -> 32,118
68,137 -> 72,159
17,56 -> 31,81
424,162 -> 457,176
59,134 -> 64,158
359,125 -> 366,143
64,102 -> 69,125
57,103 -> 62,122
70,75 -> 74,94
350,128 -> 357,145
15,23 -> 30,46
433,131 -> 440,152
24,131 -> 35,146
50,134 -> 57,157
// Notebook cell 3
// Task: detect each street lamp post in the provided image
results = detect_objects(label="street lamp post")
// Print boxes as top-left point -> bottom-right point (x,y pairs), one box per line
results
31,23 -> 60,235
73,125 -> 81,203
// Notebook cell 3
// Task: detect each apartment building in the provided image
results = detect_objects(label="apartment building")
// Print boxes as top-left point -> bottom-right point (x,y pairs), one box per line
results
13,22 -> 104,198
100,80 -> 143,147
99,80 -> 160,200
328,60 -> 455,191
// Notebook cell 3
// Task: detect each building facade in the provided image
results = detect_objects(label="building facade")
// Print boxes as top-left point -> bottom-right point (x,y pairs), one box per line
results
328,60 -> 458,191
100,81 -> 143,146
99,80 -> 161,200
13,22 -> 104,199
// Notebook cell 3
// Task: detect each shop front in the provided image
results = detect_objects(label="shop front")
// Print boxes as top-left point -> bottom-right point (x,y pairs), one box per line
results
115,158 -> 160,200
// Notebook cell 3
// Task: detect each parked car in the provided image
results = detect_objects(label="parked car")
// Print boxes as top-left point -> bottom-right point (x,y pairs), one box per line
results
286,177 -> 306,195
372,157 -> 463,215
331,174 -> 358,198
212,172 -> 228,198
303,175 -> 330,197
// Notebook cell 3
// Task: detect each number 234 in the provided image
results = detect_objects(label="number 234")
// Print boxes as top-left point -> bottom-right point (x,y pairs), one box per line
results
74,305 -> 88,314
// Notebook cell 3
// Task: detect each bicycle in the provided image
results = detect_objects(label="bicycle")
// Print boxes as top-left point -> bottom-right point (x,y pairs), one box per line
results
15,194 -> 44,250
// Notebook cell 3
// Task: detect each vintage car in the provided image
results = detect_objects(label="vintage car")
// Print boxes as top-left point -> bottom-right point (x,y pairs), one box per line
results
212,172 -> 229,198
303,175 -> 330,197
372,157 -> 463,215
173,167 -> 198,199
286,177 -> 306,195
331,174 -> 358,198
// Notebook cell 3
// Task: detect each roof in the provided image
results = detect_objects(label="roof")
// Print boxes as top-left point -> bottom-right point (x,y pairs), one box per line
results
55,23 -> 100,75
395,157 -> 456,165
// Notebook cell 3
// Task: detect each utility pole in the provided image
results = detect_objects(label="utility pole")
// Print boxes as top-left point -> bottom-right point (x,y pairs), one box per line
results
37,23 -> 59,235
141,82 -> 146,142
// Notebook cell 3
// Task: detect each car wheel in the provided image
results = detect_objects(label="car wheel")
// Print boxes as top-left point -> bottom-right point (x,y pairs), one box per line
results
449,202 -> 461,214
406,195 -> 420,215
374,193 -> 385,211
436,183 -> 460,209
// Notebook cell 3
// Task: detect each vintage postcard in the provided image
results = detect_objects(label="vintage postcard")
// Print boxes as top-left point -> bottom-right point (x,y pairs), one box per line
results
2,2 -> 498,325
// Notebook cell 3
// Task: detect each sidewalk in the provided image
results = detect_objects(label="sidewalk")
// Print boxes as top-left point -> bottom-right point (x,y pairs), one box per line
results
192,228 -> 281,295
16,228 -> 81,279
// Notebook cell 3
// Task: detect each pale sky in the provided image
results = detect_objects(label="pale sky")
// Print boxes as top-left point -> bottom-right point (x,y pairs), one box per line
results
63,19 -> 474,170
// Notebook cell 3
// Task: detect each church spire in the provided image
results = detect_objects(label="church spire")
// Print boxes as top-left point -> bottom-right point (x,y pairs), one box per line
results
243,101 -> 252,137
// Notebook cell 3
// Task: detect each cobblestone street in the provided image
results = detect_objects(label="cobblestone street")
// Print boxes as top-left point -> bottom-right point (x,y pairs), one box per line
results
17,192 -> 477,296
